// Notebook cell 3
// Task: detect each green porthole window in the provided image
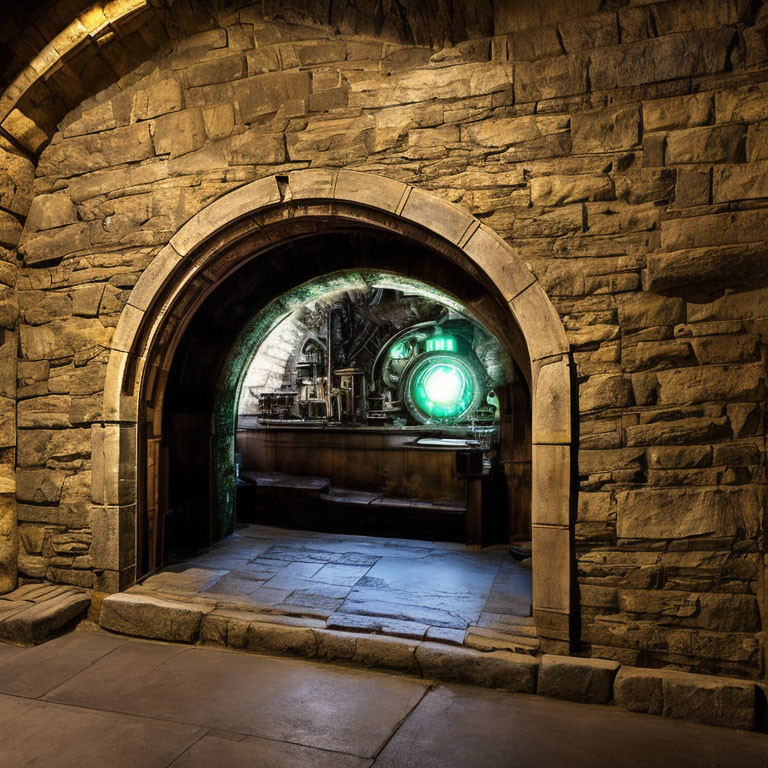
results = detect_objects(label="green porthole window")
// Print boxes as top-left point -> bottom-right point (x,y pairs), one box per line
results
402,353 -> 485,423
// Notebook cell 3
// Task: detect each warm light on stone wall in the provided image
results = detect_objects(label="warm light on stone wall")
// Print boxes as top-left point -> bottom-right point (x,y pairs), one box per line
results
0,0 -> 766,682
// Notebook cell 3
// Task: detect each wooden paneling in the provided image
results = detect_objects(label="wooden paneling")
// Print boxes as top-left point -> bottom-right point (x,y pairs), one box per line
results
237,424 -> 466,502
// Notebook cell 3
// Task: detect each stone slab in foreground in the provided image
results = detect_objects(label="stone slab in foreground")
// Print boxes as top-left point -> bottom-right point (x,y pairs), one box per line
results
614,666 -> 758,731
97,591 -> 763,732
538,654 -> 620,704
0,585 -> 90,645
100,592 -> 215,643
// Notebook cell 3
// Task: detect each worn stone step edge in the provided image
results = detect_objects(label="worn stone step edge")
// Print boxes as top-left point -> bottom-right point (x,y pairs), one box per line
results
464,632 -> 540,655
0,589 -> 91,646
98,592 -> 765,732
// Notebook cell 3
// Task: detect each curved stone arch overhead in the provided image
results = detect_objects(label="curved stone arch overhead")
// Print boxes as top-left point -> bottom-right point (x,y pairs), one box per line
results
96,168 -> 574,651
0,0 -> 158,152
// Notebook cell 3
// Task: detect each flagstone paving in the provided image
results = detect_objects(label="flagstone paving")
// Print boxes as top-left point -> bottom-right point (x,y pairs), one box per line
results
135,524 -> 536,651
0,630 -> 765,767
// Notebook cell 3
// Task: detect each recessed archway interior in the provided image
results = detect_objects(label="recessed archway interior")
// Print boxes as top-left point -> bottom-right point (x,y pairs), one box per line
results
234,269 -> 522,543
141,219 -> 537,642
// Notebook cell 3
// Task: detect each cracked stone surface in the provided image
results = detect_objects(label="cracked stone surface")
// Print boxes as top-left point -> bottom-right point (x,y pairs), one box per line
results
133,524 -> 534,650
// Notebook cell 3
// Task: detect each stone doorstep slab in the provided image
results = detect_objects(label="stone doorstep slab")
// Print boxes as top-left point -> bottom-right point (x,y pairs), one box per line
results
1,584 -> 78,603
0,588 -> 91,646
538,654 -> 620,705
96,592 -> 764,732
326,611 -> 429,640
100,592 -> 216,643
614,666 -> 760,731
464,626 -> 540,655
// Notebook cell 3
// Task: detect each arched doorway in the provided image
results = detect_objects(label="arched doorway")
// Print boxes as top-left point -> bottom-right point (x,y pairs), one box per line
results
95,170 -> 574,653
164,251 -> 528,558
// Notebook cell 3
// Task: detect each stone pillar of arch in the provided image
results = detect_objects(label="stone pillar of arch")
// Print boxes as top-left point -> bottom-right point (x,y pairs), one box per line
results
95,169 -> 575,651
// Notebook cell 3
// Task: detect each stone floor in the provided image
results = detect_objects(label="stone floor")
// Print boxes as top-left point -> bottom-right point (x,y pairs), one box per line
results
137,524 -> 536,651
0,630 -> 766,767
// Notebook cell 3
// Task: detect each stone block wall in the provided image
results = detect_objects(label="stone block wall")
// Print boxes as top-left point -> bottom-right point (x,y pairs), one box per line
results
4,0 -> 768,678
0,137 -> 33,593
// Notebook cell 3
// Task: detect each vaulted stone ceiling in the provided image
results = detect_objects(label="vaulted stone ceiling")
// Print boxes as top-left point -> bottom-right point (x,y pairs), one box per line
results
0,0 -> 495,153
0,0 -> 94,92
0,0 -> 496,89
3,0 -> 648,154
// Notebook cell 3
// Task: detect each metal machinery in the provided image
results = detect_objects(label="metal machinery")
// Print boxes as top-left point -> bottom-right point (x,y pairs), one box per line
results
371,319 -> 496,427
240,289 -> 517,546
252,391 -> 299,420
250,307 -> 502,430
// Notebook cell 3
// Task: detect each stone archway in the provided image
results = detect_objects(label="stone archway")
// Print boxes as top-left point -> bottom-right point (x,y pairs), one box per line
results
93,169 -> 574,652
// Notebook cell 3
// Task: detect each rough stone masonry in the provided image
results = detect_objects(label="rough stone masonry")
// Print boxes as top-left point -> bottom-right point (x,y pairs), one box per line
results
0,0 -> 766,691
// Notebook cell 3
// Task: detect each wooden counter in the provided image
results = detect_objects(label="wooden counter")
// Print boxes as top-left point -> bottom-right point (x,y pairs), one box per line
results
236,419 -> 485,503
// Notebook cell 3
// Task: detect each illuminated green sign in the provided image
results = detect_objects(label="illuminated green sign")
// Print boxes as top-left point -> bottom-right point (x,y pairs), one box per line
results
425,336 -> 455,352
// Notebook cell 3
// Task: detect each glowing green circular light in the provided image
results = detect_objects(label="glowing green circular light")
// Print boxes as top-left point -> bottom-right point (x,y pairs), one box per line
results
423,364 -> 464,404
405,355 -> 481,423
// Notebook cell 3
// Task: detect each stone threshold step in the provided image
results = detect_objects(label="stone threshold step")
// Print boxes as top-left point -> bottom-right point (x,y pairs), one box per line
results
465,626 -> 540,654
97,591 -> 764,733
122,583 -> 535,652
